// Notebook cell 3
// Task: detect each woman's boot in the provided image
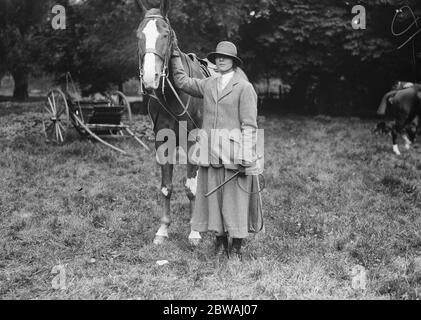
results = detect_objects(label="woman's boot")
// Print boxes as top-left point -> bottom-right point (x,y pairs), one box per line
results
231,238 -> 243,260
215,235 -> 229,258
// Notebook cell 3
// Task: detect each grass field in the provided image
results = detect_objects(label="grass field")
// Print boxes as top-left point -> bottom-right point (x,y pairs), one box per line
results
0,101 -> 420,300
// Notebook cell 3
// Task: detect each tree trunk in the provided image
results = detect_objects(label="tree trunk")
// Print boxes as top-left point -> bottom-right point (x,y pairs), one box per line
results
12,71 -> 29,101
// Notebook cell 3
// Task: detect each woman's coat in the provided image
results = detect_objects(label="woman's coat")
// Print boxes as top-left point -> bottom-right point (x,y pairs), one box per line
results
171,57 -> 259,170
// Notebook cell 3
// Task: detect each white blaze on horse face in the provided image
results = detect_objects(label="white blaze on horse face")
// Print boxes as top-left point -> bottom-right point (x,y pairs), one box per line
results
142,19 -> 160,87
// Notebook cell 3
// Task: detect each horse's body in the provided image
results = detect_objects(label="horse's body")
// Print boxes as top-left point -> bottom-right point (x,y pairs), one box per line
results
376,84 -> 421,155
149,51 -> 210,244
136,2 -> 213,244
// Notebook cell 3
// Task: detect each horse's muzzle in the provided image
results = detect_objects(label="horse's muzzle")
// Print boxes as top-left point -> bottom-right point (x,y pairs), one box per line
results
143,73 -> 160,91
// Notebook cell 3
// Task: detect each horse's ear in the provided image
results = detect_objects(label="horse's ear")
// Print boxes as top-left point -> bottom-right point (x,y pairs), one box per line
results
160,0 -> 170,18
135,0 -> 147,15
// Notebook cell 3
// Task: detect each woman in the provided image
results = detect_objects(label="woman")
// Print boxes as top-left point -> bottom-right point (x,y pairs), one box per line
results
171,41 -> 263,260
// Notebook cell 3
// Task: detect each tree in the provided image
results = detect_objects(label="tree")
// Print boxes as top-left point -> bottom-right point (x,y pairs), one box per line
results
239,0 -> 421,114
0,0 -> 53,100
40,0 -> 257,94
40,0 -> 140,93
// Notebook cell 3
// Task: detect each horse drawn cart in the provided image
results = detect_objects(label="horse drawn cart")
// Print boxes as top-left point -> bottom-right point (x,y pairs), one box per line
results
42,73 -> 150,155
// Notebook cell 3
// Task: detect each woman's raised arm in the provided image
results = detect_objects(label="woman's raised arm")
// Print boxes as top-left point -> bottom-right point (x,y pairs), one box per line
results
171,50 -> 206,98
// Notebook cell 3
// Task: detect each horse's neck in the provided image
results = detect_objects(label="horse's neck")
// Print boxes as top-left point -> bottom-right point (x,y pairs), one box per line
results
169,51 -> 212,81
171,51 -> 193,77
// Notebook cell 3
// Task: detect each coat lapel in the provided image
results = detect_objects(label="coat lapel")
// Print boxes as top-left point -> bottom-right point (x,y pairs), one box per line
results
218,71 -> 241,101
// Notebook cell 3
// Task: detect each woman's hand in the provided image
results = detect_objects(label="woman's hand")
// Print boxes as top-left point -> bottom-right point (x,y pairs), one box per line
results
239,158 -> 263,176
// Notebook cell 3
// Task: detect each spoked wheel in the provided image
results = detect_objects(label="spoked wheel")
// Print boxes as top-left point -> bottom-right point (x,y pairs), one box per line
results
43,88 -> 70,143
109,90 -> 132,125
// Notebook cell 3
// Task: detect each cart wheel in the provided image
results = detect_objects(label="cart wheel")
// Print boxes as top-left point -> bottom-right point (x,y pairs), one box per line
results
43,88 -> 70,144
110,91 -> 132,125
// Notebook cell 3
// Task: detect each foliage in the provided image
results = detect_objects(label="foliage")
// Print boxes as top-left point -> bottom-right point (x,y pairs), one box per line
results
0,0 -> 53,100
40,0 -> 258,93
2,0 -> 421,111
239,0 -> 421,112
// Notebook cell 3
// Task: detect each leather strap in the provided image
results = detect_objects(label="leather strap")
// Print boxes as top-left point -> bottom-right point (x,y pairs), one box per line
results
143,48 -> 165,61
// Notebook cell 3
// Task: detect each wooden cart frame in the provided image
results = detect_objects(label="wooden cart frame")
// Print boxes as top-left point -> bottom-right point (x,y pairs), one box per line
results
42,73 -> 150,154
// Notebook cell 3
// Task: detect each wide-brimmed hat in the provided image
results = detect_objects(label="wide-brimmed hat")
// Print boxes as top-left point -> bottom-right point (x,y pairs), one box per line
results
207,41 -> 243,66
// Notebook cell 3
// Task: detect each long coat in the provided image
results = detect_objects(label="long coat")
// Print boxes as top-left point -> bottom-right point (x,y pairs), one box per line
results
171,57 -> 259,170
171,57 -> 263,238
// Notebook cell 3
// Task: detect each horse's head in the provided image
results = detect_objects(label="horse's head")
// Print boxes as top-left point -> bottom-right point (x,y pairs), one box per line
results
136,0 -> 173,91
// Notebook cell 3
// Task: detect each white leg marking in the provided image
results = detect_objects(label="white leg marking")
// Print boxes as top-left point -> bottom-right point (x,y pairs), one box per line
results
156,224 -> 169,238
185,176 -> 198,196
142,20 -> 159,85
188,230 -> 201,246
188,230 -> 201,240
393,145 -> 401,155
403,135 -> 412,150
161,187 -> 169,197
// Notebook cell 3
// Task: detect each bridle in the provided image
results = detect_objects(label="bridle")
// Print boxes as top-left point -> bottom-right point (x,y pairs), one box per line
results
138,14 -> 172,96
138,14 -> 195,122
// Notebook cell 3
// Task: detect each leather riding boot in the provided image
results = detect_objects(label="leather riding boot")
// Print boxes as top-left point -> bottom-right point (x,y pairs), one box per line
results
215,235 -> 229,258
231,238 -> 243,260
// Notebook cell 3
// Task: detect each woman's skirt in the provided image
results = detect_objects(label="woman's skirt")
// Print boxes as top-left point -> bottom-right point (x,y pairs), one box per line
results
191,166 -> 263,238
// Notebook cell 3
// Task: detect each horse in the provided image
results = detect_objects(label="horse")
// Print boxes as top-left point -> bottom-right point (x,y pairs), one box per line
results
376,83 -> 421,155
135,0 -> 212,245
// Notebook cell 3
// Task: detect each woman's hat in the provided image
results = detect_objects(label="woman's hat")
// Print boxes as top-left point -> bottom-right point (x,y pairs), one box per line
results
207,41 -> 243,66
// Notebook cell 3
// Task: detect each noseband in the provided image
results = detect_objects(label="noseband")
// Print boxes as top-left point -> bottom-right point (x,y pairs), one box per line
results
138,14 -> 174,95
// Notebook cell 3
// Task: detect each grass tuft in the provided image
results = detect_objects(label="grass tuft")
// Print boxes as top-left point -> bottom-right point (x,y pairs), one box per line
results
1,103 -> 421,299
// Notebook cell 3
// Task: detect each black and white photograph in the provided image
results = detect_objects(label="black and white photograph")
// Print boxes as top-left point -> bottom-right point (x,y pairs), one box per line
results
0,0 -> 421,303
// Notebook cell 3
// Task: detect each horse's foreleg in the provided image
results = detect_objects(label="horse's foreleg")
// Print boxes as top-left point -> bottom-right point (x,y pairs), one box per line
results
403,134 -> 412,150
403,115 -> 417,149
154,163 -> 174,245
186,161 -> 200,245
392,131 -> 401,155
391,122 -> 401,155
393,118 -> 408,155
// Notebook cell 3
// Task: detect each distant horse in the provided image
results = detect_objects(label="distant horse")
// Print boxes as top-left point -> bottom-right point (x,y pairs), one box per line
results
376,83 -> 421,155
135,0 -> 212,244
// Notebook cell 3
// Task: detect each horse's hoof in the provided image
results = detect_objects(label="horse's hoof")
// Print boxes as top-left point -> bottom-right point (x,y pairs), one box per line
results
153,235 -> 167,245
189,238 -> 201,246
